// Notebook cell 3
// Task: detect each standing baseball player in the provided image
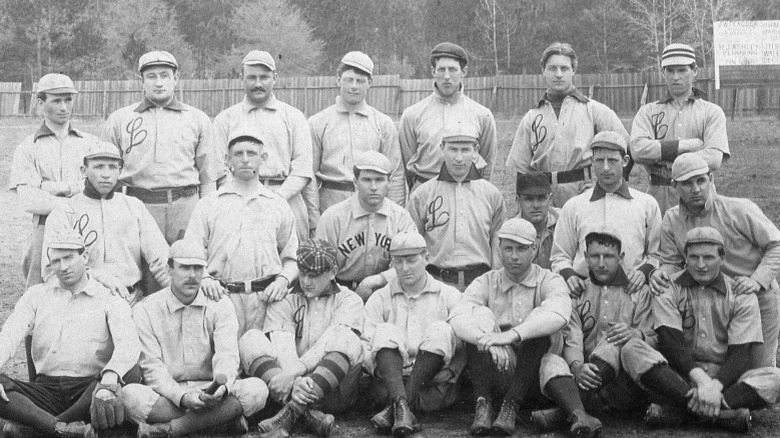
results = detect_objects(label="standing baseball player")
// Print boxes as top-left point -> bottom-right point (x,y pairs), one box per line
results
239,239 -> 365,437
515,172 -> 560,269
306,51 -> 405,227
407,129 -> 506,292
121,239 -> 268,438
0,228 -> 140,438
42,141 -> 170,303
506,42 -> 628,208
630,43 -> 729,214
185,131 -> 298,337
623,227 -> 780,432
531,226 -> 656,433
551,131 -> 661,297
650,154 -> 780,368
213,50 -> 313,239
315,151 -> 416,301
102,50 -> 226,245
399,42 -> 497,190
450,218 -> 600,438
362,231 -> 464,437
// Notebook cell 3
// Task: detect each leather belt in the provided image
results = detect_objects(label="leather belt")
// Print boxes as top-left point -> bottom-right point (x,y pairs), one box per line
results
260,178 -> 285,186
335,278 -> 361,290
126,185 -> 198,204
650,174 -> 673,186
544,166 -> 593,185
219,276 -> 277,293
426,264 -> 491,287
321,180 -> 355,192
37,214 -> 48,226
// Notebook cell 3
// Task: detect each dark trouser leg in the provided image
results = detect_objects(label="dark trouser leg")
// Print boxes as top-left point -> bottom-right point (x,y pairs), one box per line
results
0,392 -> 57,432
505,337 -> 549,405
723,383 -> 767,410
169,396 -> 243,437
406,351 -> 445,404
56,380 -> 98,423
465,343 -> 501,402
375,348 -> 406,402
639,363 -> 692,407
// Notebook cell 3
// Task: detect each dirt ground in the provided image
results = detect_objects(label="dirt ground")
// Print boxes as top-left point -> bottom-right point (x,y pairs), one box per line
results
0,116 -> 779,437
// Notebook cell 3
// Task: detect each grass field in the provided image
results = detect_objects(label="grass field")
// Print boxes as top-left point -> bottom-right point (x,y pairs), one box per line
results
0,116 -> 778,437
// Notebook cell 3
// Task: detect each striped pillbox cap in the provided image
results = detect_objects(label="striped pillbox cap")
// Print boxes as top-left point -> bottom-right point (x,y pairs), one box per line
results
661,43 -> 696,68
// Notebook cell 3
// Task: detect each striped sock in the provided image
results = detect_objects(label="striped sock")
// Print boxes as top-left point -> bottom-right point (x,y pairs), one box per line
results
250,356 -> 282,383
310,352 -> 350,400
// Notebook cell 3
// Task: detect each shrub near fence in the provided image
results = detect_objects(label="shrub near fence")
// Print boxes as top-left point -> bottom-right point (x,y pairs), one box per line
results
2,68 -> 779,118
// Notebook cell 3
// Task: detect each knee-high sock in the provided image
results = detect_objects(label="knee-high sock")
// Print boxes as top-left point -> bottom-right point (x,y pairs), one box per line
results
545,376 -> 587,416
723,382 -> 766,410
56,380 -> 97,423
465,343 -> 496,401
0,392 -> 58,432
590,358 -> 616,385
309,352 -> 350,402
407,351 -> 444,403
375,348 -> 406,401
169,395 -> 243,437
250,356 -> 283,384
640,363 -> 691,407
506,337 -> 549,404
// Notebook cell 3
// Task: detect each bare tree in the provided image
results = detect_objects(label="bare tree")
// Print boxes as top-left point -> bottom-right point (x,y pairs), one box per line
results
680,0 -> 753,67
626,0 -> 686,70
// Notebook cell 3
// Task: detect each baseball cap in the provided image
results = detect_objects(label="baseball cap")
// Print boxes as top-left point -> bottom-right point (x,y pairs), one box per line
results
590,131 -> 627,154
341,51 -> 373,76
297,239 -> 339,275
138,51 -> 178,73
497,218 -> 537,245
243,50 -> 276,71
169,239 -> 207,267
516,172 -> 551,196
431,42 -> 468,65
661,43 -> 696,68
671,154 -> 709,182
37,73 -> 77,95
48,228 -> 85,251
354,151 -> 392,175
685,226 -> 724,247
389,231 -> 427,256
440,123 -> 479,146
84,141 -> 122,162
227,128 -> 264,150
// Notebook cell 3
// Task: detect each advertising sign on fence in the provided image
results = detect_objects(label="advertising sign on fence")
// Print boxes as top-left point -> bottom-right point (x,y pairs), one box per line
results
713,20 -> 780,89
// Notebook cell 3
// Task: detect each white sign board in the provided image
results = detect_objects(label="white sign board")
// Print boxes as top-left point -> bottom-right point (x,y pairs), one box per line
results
713,20 -> 780,88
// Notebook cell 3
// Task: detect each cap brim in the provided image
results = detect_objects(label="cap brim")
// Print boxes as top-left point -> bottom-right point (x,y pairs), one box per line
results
40,87 -> 78,94
498,234 -> 535,245
389,248 -> 426,256
48,243 -> 84,250
672,168 -> 709,182
355,165 -> 391,175
140,62 -> 177,72
243,61 -> 276,71
85,154 -> 122,161
661,56 -> 696,67
342,61 -> 372,76
172,257 -> 207,267
442,135 -> 478,144
685,238 -> 723,247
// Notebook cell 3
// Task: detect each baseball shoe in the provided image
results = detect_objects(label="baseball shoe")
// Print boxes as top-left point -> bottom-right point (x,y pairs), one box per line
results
258,402 -> 299,434
644,403 -> 686,429
531,406 -> 568,432
469,397 -> 494,436
711,408 -> 751,433
391,396 -> 419,437
370,404 -> 394,435
490,398 -> 518,436
0,419 -> 38,438
136,422 -> 172,438
302,409 -> 335,437
54,421 -> 97,438
568,409 -> 602,438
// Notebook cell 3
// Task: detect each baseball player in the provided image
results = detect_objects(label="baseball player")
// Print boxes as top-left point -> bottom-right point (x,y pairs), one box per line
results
213,50 -> 313,239
515,172 -> 560,269
184,131 -> 298,337
121,239 -> 268,438
102,50 -> 226,245
506,42 -> 628,208
551,131 -> 661,297
450,218 -> 601,438
630,43 -> 729,214
650,154 -> 780,369
239,239 -> 364,437
362,231 -> 464,437
622,227 -> 780,432
315,151 -> 416,301
42,141 -> 170,303
305,51 -> 405,228
407,129 -> 506,292
0,229 -> 140,438
399,42 -> 497,190
530,226 -> 656,433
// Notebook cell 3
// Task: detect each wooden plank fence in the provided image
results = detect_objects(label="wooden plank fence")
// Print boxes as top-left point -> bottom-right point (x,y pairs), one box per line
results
3,67 -> 778,118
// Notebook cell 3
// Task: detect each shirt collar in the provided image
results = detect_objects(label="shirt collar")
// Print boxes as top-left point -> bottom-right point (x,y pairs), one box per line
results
589,266 -> 629,287
432,83 -> 464,104
437,163 -> 483,183
164,287 -> 208,313
33,122 -> 83,142
500,265 -> 541,292
658,87 -> 707,104
349,194 -> 392,218
83,178 -> 115,200
335,96 -> 370,116
242,94 -> 279,112
546,207 -> 560,230
59,275 -> 103,297
290,279 -> 341,296
134,96 -> 185,113
674,270 -> 727,295
390,273 -> 442,297
537,87 -> 588,107
590,180 -> 632,201
217,180 -> 276,199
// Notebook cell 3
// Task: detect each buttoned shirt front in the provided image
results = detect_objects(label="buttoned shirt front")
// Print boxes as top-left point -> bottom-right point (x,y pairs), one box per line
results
132,288 -> 240,407
653,271 -> 762,367
0,276 -> 140,378
315,195 -> 416,282
527,207 -> 560,270
102,97 -> 225,190
184,182 -> 298,282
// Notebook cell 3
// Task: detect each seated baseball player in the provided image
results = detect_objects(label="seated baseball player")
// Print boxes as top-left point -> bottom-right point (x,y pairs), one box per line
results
0,228 -> 140,438
450,218 -> 601,438
121,239 -> 268,438
622,227 -> 780,432
239,238 -> 365,437
531,226 -> 656,432
514,172 -> 560,269
43,141 -> 170,304
362,231 -> 464,437
315,151 -> 416,301
185,129 -> 298,336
